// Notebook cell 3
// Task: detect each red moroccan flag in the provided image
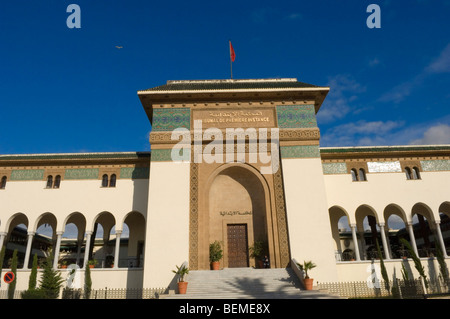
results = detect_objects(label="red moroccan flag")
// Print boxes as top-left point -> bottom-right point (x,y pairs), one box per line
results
229,41 -> 236,62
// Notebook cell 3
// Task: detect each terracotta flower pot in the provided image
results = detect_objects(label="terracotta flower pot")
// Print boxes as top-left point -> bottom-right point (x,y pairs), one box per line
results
211,261 -> 220,270
178,281 -> 188,294
304,278 -> 314,290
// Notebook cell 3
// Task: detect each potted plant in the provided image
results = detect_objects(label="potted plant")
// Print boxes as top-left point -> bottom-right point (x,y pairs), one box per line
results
249,241 -> 264,268
209,241 -> 223,270
88,259 -> 97,269
60,260 -> 68,269
172,264 -> 189,294
297,260 -> 316,290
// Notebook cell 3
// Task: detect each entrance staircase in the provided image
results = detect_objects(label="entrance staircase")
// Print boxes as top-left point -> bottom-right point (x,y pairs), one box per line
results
160,267 -> 340,299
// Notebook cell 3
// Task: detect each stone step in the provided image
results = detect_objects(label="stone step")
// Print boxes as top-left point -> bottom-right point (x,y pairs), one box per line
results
159,267 -> 340,299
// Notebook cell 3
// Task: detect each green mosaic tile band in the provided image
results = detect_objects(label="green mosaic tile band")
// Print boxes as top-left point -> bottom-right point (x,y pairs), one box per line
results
280,145 -> 320,158
420,160 -> 450,171
120,167 -> 150,179
64,168 -> 99,180
276,105 -> 317,129
322,162 -> 347,174
10,169 -> 45,181
151,148 -> 191,162
152,108 -> 190,132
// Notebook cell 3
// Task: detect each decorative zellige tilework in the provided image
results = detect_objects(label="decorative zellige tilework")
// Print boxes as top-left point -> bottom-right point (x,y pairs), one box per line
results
120,167 -> 150,179
151,148 -> 191,162
64,168 -> 99,180
10,169 -> 45,181
152,108 -> 190,132
280,145 -> 320,158
276,105 -> 317,129
420,160 -> 450,172
322,162 -> 347,174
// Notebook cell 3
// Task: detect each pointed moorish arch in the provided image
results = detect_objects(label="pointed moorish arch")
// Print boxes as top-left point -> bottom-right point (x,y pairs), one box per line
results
190,162 -> 290,270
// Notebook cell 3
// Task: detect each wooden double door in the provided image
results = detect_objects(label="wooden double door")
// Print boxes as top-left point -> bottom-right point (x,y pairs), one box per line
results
227,224 -> 249,268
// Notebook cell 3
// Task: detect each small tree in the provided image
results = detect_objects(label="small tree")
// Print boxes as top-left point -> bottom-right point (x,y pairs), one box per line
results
376,240 -> 390,294
28,254 -> 38,290
400,238 -> 428,292
297,260 -> 316,279
39,253 -> 64,299
84,262 -> 92,299
8,249 -> 18,299
436,243 -> 449,285
0,246 -> 5,273
172,264 -> 189,282
209,241 -> 223,263
401,262 -> 410,281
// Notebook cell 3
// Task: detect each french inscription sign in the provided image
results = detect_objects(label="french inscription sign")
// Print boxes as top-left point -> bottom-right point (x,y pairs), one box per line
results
193,108 -> 276,128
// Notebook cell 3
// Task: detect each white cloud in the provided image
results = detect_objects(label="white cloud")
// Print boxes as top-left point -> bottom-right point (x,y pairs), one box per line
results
320,120 -> 405,147
409,124 -> 450,145
379,43 -> 450,103
378,74 -> 424,103
321,119 -> 450,147
317,74 -> 366,124
425,43 -> 450,74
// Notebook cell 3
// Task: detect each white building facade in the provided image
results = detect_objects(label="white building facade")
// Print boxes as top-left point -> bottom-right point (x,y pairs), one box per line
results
0,79 -> 449,292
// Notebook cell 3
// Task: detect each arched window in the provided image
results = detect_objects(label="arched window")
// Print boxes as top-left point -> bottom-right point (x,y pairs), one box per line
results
46,175 -> 53,188
102,174 -> 109,187
358,168 -> 367,181
109,174 -> 116,187
412,167 -> 421,180
405,167 -> 412,180
54,175 -> 61,188
351,169 -> 358,182
0,176 -> 7,189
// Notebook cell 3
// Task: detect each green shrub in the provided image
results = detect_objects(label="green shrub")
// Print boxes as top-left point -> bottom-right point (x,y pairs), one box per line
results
21,289 -> 47,299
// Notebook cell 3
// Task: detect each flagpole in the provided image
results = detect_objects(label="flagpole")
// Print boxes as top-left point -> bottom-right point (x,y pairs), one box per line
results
230,54 -> 233,79
229,40 -> 233,79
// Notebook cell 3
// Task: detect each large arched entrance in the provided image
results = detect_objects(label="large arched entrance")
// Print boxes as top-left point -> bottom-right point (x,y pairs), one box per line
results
189,160 -> 290,271
208,165 -> 269,268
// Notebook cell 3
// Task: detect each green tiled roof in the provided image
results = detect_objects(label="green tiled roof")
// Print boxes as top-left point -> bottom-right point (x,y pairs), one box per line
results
320,145 -> 450,154
140,78 -> 321,92
0,152 -> 151,161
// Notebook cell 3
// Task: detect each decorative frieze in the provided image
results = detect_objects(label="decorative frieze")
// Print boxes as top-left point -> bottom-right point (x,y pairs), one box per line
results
420,159 -> 450,172
152,108 -> 190,132
119,167 -> 150,179
280,145 -> 320,159
10,169 -> 45,181
64,168 -> 99,180
322,162 -> 347,174
151,148 -> 190,162
276,104 -> 317,129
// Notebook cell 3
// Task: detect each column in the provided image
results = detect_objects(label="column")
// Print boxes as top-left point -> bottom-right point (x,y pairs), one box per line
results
83,231 -> 93,269
23,231 -> 35,269
435,221 -> 448,258
113,230 -> 122,269
407,222 -> 419,256
0,232 -> 7,250
350,225 -> 361,261
379,223 -> 391,260
359,231 -> 367,260
52,231 -> 63,269
75,238 -> 83,267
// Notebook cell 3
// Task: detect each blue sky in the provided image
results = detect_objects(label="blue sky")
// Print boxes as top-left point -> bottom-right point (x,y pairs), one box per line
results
1,0 -> 450,155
